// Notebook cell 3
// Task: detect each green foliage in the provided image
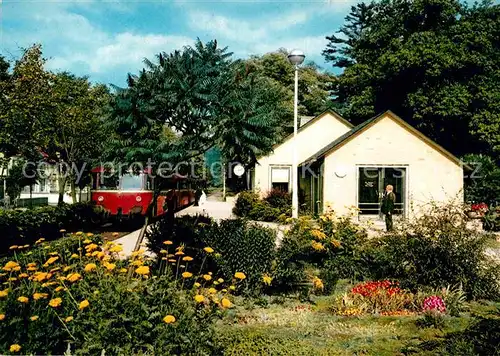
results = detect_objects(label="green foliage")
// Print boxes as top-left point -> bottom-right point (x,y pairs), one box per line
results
273,211 -> 368,293
417,310 -> 446,329
324,0 -> 500,156
484,207 -> 500,232
0,235 -> 219,355
147,215 -> 276,295
463,154 -> 500,205
367,203 -> 500,300
0,202 -> 103,254
233,190 -> 290,222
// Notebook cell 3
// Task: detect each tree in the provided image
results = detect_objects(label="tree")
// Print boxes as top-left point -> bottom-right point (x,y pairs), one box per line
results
246,50 -> 336,135
0,45 -> 53,159
46,72 -> 111,204
107,39 -> 285,249
323,0 -> 500,157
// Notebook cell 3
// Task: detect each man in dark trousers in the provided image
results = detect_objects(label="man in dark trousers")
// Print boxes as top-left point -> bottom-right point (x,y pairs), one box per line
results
381,184 -> 396,231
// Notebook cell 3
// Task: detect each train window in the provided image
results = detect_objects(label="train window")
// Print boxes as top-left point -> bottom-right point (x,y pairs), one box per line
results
121,174 -> 143,190
99,175 -> 119,190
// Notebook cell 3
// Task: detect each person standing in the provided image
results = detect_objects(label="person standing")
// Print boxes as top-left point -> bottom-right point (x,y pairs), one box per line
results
381,184 -> 396,231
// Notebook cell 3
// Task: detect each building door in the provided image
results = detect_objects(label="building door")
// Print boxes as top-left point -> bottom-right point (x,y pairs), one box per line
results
358,167 -> 406,216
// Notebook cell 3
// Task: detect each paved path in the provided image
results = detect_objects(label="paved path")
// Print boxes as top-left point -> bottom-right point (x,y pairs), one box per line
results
113,196 -> 236,258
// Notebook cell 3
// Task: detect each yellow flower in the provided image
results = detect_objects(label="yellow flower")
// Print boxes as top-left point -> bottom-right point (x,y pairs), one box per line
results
194,294 -> 205,303
163,315 -> 176,324
331,239 -> 341,248
48,251 -> 59,256
312,277 -> 324,291
63,266 -> 72,272
0,314 -> 5,320
35,238 -> 45,244
182,272 -> 193,278
168,259 -> 176,263
83,239 -> 92,244
160,249 -> 168,254
65,273 -> 81,283
8,277 -> 17,282
32,272 -> 50,282
85,243 -> 98,252
27,266 -> 37,272
163,240 -> 173,245
27,262 -> 37,267
221,298 -> 232,308
87,232 -> 94,237
109,245 -> 123,253
49,298 -> 62,308
174,251 -> 184,256
17,296 -> 29,303
130,260 -> 144,267
234,272 -> 246,280
9,245 -> 18,250
182,256 -> 193,262
311,241 -> 325,251
44,256 -> 59,266
103,262 -> 116,271
229,286 -> 236,291
194,282 -> 201,288
3,261 -> 19,271
208,287 -> 217,294
33,293 -> 48,300
65,316 -> 74,322
30,315 -> 39,321
12,266 -> 21,272
203,247 -> 214,253
23,244 -> 29,248
9,344 -> 21,353
55,286 -> 64,292
262,274 -> 273,286
112,232 -> 119,237
84,263 -> 97,272
79,299 -> 89,310
119,268 -> 128,273
135,266 -> 150,275
18,273 -> 29,278
70,253 -> 79,259
310,229 -> 327,240
217,278 -> 224,283
202,274 -> 212,281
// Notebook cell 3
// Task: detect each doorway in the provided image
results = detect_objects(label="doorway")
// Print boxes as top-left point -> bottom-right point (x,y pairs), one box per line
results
357,166 -> 406,216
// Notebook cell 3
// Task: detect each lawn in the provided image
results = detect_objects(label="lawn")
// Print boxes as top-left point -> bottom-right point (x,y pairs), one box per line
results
216,292 -> 500,355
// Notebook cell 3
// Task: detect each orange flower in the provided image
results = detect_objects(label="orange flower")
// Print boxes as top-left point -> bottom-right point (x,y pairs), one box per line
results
221,298 -> 232,308
49,298 -> 62,308
17,296 -> 29,304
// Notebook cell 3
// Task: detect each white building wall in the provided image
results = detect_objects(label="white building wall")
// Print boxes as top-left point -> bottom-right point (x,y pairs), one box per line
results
254,112 -> 352,195
323,114 -> 464,217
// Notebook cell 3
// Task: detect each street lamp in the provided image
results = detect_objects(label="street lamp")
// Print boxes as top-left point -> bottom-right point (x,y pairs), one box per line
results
288,49 -> 305,219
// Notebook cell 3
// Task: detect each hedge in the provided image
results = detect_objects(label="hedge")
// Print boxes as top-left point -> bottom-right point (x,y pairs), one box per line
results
0,203 -> 102,255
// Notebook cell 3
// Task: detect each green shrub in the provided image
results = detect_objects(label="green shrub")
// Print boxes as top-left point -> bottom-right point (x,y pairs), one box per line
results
483,207 -> 500,231
147,216 -> 276,295
368,203 -> 500,300
264,189 -> 291,212
0,234 -> 220,355
233,190 -> 290,222
0,202 -> 103,255
233,191 -> 260,217
273,211 -> 368,294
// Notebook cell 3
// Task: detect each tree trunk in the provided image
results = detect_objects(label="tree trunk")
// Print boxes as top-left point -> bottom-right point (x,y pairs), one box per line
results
70,180 -> 77,204
58,176 -> 67,205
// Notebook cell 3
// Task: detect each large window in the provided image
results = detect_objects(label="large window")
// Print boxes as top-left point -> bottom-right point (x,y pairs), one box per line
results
358,166 -> 406,215
270,166 -> 291,192
121,174 -> 144,191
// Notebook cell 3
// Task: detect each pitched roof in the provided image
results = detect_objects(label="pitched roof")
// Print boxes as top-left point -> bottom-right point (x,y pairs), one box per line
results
301,110 -> 466,169
275,109 -> 353,149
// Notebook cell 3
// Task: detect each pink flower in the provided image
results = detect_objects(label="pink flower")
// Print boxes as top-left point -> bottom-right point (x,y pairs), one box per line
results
422,296 -> 446,313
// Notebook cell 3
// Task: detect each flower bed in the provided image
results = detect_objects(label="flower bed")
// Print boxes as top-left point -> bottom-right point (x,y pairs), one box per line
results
0,233 -> 243,354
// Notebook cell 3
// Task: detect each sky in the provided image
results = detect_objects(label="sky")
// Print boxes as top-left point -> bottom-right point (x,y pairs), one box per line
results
0,0 -> 355,87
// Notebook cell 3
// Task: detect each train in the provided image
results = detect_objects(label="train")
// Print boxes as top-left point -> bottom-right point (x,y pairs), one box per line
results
90,168 -> 197,219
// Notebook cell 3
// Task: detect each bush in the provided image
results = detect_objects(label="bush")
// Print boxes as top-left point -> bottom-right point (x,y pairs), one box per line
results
232,191 -> 260,217
273,210 -> 368,294
367,203 -> 500,300
233,190 -> 290,222
483,206 -> 500,231
147,215 -> 276,296
0,233 -> 226,354
0,202 -> 103,255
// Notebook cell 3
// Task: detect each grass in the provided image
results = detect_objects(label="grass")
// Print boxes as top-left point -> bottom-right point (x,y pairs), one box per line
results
215,295 -> 500,355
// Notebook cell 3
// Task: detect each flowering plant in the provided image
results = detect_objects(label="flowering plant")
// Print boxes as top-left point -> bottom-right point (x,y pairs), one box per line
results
422,295 -> 446,313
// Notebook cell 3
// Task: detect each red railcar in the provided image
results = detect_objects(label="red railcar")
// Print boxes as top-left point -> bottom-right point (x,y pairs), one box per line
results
90,168 -> 195,219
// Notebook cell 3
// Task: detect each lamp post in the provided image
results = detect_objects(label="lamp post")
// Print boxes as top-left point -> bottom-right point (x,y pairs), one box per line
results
287,49 -> 305,219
